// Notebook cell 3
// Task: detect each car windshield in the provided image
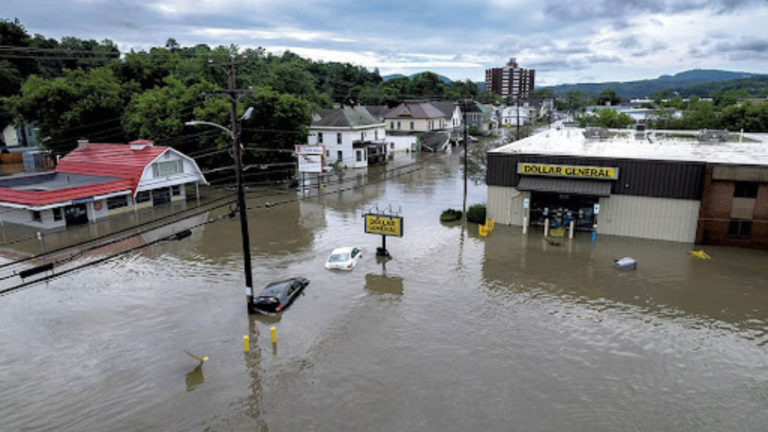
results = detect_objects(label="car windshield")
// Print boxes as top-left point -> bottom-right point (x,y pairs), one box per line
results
261,282 -> 289,296
328,253 -> 349,263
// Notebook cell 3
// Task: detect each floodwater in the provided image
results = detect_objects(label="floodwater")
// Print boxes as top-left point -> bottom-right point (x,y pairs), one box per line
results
1,152 -> 767,431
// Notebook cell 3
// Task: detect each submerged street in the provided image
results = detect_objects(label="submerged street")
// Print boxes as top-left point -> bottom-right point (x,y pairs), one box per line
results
1,152 -> 767,431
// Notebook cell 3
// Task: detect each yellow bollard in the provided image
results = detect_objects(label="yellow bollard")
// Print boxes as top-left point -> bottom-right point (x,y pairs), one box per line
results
479,224 -> 488,237
243,335 -> 250,353
270,326 -> 277,344
488,218 -> 494,231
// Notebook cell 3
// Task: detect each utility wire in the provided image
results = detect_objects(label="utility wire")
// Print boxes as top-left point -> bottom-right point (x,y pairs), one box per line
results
0,160 -> 423,296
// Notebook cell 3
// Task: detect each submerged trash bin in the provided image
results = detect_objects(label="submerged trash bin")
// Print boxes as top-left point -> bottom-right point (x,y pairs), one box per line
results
614,257 -> 637,270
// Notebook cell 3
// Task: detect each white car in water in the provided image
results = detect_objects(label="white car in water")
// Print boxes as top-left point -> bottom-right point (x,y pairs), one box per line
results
325,247 -> 363,271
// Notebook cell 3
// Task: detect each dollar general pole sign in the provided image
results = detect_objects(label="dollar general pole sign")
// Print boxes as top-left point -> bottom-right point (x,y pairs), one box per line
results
364,214 -> 403,237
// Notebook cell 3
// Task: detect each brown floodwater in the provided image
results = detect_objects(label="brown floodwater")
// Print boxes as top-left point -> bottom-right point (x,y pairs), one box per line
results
0,151 -> 767,431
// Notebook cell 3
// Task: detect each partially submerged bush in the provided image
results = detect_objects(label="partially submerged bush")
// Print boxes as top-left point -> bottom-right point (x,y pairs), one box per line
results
467,204 -> 487,224
440,209 -> 462,222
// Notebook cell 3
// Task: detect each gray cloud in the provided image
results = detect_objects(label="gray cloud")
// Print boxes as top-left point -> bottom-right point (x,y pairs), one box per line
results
544,0 -> 759,22
619,36 -> 641,49
585,55 -> 623,64
715,36 -> 768,53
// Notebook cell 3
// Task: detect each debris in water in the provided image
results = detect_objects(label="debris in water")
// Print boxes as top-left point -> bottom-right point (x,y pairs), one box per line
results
614,257 -> 637,270
184,350 -> 209,363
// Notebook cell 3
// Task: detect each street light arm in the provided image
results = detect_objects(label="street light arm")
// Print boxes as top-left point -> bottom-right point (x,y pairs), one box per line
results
185,120 -> 234,138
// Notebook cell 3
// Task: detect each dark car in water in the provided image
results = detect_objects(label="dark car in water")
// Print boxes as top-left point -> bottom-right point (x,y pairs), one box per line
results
253,277 -> 310,313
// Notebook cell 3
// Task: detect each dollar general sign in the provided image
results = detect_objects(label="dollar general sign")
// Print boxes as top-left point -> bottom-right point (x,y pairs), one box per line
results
364,214 -> 403,237
517,163 -> 619,180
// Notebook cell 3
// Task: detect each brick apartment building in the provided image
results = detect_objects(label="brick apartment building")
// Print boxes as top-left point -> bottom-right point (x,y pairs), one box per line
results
484,58 -> 535,101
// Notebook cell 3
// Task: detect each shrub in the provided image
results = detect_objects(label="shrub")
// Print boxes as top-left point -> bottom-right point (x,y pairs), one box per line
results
467,204 -> 486,224
440,209 -> 462,222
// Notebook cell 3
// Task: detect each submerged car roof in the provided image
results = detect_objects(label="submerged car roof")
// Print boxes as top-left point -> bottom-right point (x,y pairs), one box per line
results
330,247 -> 356,254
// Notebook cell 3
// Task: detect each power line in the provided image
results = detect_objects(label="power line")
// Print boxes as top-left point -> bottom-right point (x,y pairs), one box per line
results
0,160 -> 423,296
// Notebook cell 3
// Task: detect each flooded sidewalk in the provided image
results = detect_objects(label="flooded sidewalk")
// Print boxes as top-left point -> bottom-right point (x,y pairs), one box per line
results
0,152 -> 766,432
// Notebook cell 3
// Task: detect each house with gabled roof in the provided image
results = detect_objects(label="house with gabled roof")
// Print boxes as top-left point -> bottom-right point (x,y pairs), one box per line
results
382,100 -> 454,152
0,139 -> 207,229
307,108 -> 387,169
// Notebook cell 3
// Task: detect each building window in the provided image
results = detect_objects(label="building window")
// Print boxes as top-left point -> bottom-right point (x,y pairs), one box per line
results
390,121 -> 394,129
171,185 -> 182,196
337,150 -> 342,161
397,121 -> 401,130
53,208 -> 63,221
410,121 -> 414,130
728,219 -> 752,238
318,133 -> 323,144
337,133 -> 342,144
361,132 -> 365,141
32,211 -> 41,222
135,191 -> 151,203
356,150 -> 362,162
390,142 -> 394,150
107,195 -> 129,210
734,182 -> 758,198
326,149 -> 329,157
375,130 -> 378,140
152,160 -> 182,177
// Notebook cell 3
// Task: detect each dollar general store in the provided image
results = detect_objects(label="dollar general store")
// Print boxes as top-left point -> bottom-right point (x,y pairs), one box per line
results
486,128 -> 768,250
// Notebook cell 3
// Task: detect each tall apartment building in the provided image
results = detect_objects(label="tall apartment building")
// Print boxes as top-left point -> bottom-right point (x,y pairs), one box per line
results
484,58 -> 535,100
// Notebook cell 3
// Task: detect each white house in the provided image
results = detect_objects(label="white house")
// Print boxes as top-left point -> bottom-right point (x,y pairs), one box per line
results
307,108 -> 387,169
0,139 -> 207,229
501,105 -> 537,127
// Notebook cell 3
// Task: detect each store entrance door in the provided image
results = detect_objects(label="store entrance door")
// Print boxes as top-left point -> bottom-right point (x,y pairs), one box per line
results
529,192 -> 597,230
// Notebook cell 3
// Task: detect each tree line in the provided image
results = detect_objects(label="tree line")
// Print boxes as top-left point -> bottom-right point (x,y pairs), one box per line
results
0,18 -> 481,172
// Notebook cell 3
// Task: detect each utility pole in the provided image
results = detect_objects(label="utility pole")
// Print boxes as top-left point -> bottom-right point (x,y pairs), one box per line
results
516,94 -> 520,141
210,57 -> 255,313
461,100 -> 471,220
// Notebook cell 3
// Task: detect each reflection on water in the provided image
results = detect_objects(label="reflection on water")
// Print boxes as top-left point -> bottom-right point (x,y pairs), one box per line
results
1,152 -> 767,431
185,364 -> 204,392
364,273 -> 404,296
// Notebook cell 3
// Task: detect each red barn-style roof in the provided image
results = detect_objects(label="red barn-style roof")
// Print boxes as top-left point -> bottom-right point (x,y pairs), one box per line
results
56,143 -> 167,184
0,142 -> 171,207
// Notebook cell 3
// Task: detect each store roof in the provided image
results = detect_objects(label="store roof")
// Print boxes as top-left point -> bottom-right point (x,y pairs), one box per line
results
490,128 -> 768,166
0,141 -> 185,207
0,172 -> 132,207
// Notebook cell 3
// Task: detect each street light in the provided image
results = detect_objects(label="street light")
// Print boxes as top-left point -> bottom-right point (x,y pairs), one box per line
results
185,121 -> 234,137
186,108 -> 255,313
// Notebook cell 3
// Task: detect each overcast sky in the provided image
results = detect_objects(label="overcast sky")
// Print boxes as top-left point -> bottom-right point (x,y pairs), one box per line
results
5,0 -> 768,85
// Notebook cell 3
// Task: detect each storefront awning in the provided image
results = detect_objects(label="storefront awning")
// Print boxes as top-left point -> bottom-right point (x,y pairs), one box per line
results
517,176 -> 612,196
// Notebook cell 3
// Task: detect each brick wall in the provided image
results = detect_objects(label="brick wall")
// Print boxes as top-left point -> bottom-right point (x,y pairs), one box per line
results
697,165 -> 768,250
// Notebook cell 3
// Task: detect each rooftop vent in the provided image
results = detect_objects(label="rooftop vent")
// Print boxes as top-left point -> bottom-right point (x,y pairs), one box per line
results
129,139 -> 154,150
76,138 -> 89,151
696,129 -> 729,143
583,127 -> 609,140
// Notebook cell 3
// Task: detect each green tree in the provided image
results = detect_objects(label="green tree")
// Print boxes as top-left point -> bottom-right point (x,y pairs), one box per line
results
596,87 -> 621,106
405,72 -> 445,98
563,90 -> 586,113
8,67 -> 125,154
122,75 -> 218,141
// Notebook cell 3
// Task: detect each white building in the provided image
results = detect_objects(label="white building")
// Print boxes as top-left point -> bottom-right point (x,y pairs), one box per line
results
0,139 -> 207,229
307,108 -> 387,169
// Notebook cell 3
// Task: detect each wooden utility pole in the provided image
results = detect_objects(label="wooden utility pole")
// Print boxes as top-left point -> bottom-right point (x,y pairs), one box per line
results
516,95 -> 520,140
462,100 -> 470,219
210,57 -> 255,313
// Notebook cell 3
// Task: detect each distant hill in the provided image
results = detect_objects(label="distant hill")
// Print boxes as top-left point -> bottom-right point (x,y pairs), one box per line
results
543,69 -> 763,99
382,72 -> 453,84
675,75 -> 768,98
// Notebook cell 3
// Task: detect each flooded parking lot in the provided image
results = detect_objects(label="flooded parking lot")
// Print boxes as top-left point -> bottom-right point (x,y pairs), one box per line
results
1,152 -> 767,431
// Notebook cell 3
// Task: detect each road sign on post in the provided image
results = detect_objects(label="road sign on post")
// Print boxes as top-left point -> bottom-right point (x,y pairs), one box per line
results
295,145 -> 325,174
363,213 -> 403,258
